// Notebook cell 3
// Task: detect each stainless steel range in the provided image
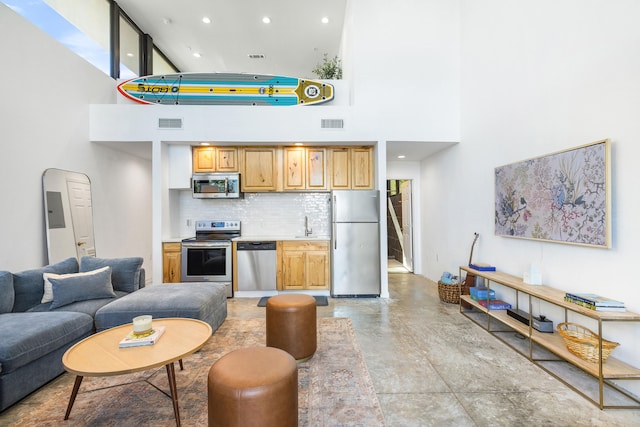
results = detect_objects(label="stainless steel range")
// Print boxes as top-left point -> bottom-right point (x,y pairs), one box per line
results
181,220 -> 240,298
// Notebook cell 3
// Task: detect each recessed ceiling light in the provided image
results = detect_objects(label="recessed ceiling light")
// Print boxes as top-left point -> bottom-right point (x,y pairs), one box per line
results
321,17 -> 329,24
398,155 -> 406,159
202,17 -> 211,24
200,142 -> 211,146
193,52 -> 201,58
162,18 -> 172,25
126,52 -> 134,57
262,16 -> 271,24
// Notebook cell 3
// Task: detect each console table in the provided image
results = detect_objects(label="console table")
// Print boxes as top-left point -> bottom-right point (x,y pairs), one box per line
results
459,266 -> 640,409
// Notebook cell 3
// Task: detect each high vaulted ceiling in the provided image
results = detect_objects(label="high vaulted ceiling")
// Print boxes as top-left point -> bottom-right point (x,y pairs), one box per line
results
116,0 -> 347,78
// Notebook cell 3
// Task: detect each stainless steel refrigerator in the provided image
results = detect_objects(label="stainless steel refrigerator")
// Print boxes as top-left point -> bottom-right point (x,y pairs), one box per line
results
331,190 -> 381,297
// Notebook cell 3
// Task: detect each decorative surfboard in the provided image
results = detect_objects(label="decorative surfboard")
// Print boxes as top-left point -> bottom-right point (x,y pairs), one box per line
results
117,72 -> 334,106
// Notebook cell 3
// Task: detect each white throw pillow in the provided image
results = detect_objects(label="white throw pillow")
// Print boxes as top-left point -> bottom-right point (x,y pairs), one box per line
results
42,266 -> 110,304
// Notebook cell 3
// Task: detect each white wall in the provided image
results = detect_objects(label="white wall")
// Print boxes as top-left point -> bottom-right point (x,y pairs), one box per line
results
421,0 -> 640,381
0,4 -> 152,274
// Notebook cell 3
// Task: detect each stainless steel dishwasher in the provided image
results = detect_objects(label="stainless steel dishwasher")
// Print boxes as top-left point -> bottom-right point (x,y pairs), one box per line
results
236,241 -> 277,291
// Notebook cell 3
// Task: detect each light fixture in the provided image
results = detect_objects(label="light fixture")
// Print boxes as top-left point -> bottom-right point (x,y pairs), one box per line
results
200,142 -> 211,146
294,143 -> 304,146
398,155 -> 406,159
126,52 -> 134,57
202,16 -> 211,24
321,17 -> 329,24
262,16 -> 271,24
193,52 -> 201,58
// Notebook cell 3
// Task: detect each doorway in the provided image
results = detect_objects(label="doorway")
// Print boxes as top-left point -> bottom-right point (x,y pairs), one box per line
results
386,179 -> 413,273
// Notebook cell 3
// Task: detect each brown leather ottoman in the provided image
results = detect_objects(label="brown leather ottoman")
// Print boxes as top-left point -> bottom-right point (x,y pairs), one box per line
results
207,347 -> 297,427
266,294 -> 317,361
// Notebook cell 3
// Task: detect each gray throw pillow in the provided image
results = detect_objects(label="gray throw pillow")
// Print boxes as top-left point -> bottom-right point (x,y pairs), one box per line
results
80,256 -> 143,293
49,266 -> 116,309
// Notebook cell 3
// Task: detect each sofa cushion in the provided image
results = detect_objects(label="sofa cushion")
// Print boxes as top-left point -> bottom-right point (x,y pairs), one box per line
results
12,257 -> 79,313
0,311 -> 93,374
80,256 -> 143,293
0,271 -> 14,314
48,266 -> 116,309
95,283 -> 227,332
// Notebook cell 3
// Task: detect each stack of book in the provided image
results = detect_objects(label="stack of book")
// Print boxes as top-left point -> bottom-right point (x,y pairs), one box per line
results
469,263 -> 496,272
564,293 -> 626,312
119,326 -> 166,348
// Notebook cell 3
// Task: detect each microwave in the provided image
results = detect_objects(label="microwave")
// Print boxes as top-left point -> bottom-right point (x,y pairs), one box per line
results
192,173 -> 242,199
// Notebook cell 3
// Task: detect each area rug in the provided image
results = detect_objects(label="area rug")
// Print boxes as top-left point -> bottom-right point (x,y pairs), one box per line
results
4,317 -> 384,427
257,295 -> 329,307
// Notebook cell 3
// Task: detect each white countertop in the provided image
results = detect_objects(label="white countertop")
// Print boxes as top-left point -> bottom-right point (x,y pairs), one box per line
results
233,235 -> 331,242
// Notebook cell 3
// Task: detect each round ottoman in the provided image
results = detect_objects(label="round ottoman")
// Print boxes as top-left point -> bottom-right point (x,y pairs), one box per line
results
266,294 -> 317,361
207,347 -> 298,427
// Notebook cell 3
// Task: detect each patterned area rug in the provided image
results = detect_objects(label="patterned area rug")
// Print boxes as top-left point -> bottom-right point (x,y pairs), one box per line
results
4,317 -> 385,427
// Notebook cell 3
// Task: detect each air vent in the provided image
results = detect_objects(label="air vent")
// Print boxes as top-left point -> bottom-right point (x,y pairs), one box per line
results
321,119 -> 344,129
248,54 -> 265,59
158,118 -> 183,129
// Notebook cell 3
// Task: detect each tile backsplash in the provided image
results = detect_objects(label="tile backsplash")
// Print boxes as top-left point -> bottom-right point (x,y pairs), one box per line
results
177,191 -> 331,237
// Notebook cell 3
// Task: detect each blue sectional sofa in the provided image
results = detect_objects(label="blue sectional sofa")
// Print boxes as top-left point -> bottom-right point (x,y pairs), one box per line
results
0,256 -> 227,412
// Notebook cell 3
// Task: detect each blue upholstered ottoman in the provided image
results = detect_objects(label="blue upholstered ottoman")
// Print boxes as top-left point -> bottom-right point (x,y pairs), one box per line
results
94,283 -> 227,332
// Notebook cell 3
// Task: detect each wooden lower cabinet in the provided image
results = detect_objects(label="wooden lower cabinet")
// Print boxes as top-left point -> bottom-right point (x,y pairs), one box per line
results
162,242 -> 182,283
277,240 -> 330,290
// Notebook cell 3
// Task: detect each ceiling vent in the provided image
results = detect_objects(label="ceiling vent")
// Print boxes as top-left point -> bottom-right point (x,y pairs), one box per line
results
321,119 -> 344,129
158,118 -> 183,129
248,54 -> 265,59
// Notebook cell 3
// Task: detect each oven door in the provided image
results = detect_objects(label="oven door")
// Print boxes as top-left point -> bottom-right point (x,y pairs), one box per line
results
180,241 -> 232,282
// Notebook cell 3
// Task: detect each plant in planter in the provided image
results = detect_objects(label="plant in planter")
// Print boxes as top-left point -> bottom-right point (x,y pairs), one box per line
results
312,54 -> 342,79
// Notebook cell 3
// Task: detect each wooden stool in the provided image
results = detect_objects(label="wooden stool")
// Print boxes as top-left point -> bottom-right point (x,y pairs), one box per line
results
207,347 -> 297,427
266,294 -> 317,361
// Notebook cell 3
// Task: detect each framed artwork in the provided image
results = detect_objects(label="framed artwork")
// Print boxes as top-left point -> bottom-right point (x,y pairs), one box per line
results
495,139 -> 611,248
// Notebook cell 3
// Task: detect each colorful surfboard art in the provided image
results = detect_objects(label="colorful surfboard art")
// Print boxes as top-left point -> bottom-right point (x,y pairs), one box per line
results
117,73 -> 334,106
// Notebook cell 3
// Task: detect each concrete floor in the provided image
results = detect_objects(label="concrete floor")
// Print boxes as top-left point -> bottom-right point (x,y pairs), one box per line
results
228,272 -> 640,426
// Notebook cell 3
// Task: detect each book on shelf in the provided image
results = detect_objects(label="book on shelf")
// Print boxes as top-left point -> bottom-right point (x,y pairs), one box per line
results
470,287 -> 496,300
565,292 -> 625,307
478,299 -> 512,310
564,296 -> 625,312
469,263 -> 496,272
119,326 -> 166,348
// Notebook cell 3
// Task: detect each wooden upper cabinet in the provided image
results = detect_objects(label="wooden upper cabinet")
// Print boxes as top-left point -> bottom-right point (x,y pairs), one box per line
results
193,146 -> 215,173
216,147 -> 238,171
328,146 -> 373,189
241,147 -> 279,191
193,146 -> 238,173
284,147 -> 305,190
306,148 -> 326,190
351,147 -> 374,189
329,148 -> 350,189
283,147 -> 327,191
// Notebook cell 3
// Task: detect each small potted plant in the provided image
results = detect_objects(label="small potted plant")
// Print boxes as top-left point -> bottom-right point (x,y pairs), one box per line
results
312,54 -> 342,79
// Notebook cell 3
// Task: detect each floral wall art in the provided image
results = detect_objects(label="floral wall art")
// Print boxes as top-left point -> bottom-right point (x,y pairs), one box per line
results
495,139 -> 611,248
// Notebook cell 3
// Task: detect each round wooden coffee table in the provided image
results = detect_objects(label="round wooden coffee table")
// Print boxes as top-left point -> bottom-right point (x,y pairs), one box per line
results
62,317 -> 212,426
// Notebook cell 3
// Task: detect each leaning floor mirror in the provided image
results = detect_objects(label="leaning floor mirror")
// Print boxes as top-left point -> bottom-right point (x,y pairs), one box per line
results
43,168 -> 96,263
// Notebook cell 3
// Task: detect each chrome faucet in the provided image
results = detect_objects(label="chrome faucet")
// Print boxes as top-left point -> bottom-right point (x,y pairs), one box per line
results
304,216 -> 313,236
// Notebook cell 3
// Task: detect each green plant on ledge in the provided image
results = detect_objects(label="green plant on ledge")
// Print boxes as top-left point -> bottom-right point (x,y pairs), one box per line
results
312,54 -> 342,79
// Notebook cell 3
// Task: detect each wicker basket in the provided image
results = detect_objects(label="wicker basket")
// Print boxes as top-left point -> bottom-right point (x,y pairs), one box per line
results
438,281 -> 461,304
557,322 -> 619,363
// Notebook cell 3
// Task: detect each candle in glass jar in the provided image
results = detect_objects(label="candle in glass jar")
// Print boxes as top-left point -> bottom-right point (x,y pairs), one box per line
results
132,315 -> 152,333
